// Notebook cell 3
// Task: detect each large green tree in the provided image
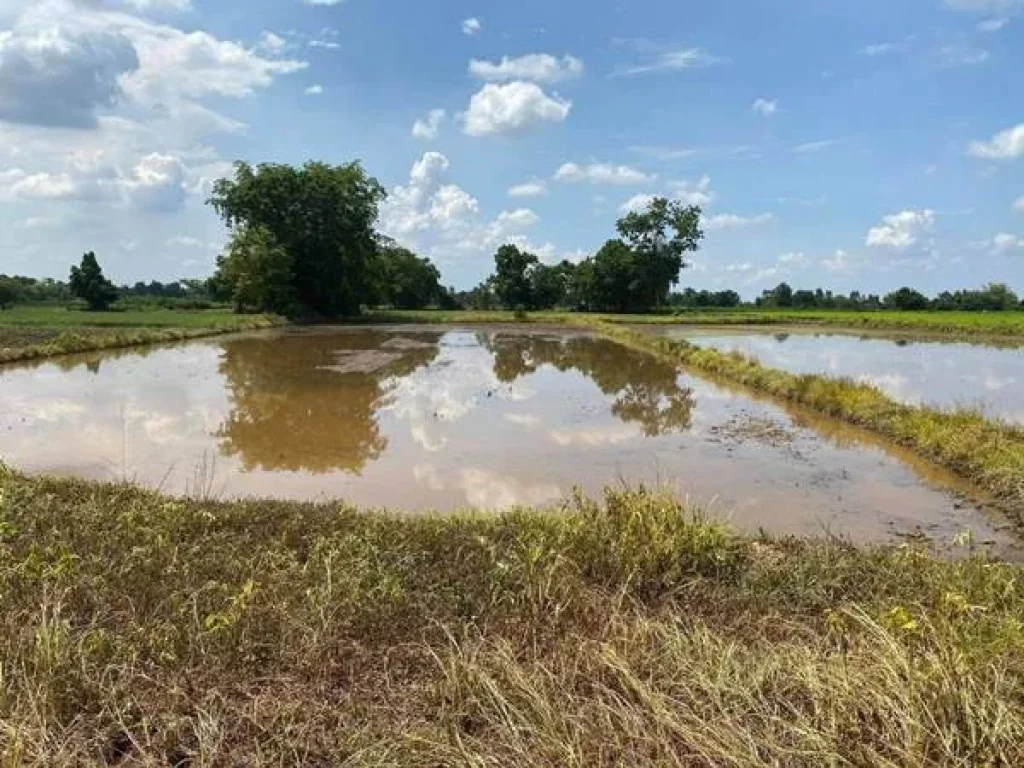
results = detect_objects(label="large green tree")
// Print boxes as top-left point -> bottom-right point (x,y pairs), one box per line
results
374,243 -> 443,309
614,197 -> 703,309
208,161 -> 386,316
492,244 -> 539,309
69,252 -> 118,311
216,225 -> 299,314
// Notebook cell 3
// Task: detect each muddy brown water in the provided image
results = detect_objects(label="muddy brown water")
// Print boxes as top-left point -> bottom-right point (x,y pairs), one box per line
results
0,325 -> 1018,553
651,326 -> 1024,423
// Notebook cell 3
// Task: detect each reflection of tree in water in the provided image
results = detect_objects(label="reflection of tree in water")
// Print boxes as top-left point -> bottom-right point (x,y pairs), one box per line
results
217,331 -> 441,473
482,333 -> 695,436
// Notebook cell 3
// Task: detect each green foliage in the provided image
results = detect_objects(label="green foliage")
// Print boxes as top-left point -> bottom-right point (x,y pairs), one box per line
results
0,278 -> 19,310
374,242 -> 443,309
68,252 -> 118,311
492,244 -> 539,310
215,225 -> 299,315
884,286 -> 930,311
208,161 -> 386,317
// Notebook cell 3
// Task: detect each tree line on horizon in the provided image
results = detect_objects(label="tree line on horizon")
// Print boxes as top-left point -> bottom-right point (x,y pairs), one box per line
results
1,159 -> 1021,314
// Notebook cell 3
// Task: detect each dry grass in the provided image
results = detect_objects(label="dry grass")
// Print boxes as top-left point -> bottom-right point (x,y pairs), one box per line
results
1,467 -> 1022,765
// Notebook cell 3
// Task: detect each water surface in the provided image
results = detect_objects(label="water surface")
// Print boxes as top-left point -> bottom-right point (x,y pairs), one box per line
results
654,326 -> 1024,423
0,326 -> 1015,550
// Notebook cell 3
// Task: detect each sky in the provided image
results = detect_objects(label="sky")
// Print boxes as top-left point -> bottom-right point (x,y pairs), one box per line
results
0,0 -> 1022,297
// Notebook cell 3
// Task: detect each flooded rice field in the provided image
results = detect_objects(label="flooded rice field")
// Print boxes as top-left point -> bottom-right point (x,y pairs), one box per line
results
653,326 -> 1024,423
0,325 -> 1017,550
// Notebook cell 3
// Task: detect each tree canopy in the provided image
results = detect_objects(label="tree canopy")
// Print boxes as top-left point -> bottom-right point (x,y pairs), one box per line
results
209,161 -> 386,317
69,252 -> 118,311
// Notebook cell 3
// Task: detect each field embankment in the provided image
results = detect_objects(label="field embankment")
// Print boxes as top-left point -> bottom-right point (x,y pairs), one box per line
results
1,466 -> 1022,765
0,306 -> 282,364
372,308 -> 1024,339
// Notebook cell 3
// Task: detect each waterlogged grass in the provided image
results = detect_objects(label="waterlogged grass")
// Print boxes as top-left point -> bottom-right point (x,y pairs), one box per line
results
1,467 -> 1022,765
373,308 -> 1024,338
0,307 -> 282,364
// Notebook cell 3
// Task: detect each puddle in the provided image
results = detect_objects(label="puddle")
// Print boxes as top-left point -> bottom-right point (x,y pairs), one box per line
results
0,325 -> 1018,553
649,326 -> 1024,423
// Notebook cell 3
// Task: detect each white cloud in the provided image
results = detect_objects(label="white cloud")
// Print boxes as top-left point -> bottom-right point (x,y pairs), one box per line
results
258,31 -> 288,54
0,169 -> 79,200
778,251 -> 807,265
968,123 -> 1024,160
668,175 -> 715,206
752,98 -> 777,116
462,81 -> 571,137
793,138 -> 843,154
617,48 -> 721,76
301,0 -> 344,5
859,42 -> 900,56
304,84 -> 323,95
166,235 -> 203,247
508,180 -> 548,197
978,17 -> 1009,30
461,17 -> 481,36
380,152 -> 555,265
120,152 -> 187,212
619,194 -> 656,214
411,108 -> 446,140
554,162 -> 653,185
988,233 -> 1024,253
724,262 -> 753,272
944,0 -> 1024,11
1014,196 -> 1024,213
469,54 -> 583,84
865,209 -> 935,249
938,44 -> 990,66
703,212 -> 773,231
820,249 -> 852,272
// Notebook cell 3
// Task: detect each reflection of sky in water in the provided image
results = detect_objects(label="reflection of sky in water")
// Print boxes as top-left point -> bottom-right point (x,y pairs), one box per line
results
670,329 -> 1024,423
0,327 -> 1018,551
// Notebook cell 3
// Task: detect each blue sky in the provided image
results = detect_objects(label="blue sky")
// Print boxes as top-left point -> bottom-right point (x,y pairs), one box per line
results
0,0 -> 1022,296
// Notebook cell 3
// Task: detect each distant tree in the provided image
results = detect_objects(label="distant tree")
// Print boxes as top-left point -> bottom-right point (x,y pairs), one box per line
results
884,286 -> 929,311
492,244 -> 539,309
69,252 -> 118,311
792,289 -> 817,309
531,261 -> 574,309
0,278 -> 18,310
615,197 -> 703,309
215,225 -> 299,314
208,161 -> 386,316
375,244 -> 443,309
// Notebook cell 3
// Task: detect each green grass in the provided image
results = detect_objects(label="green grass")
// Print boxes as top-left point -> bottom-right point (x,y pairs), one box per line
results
372,308 -> 1024,338
0,306 -> 283,364
2,466 -> 1022,765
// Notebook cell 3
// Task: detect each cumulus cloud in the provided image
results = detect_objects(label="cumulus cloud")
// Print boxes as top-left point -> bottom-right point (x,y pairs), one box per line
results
778,251 -> 807,264
0,169 -> 79,200
508,180 -> 547,197
120,152 -> 187,211
462,81 -> 570,137
411,108 -> 446,139
461,17 -> 481,36
1014,196 -> 1024,213
866,209 -> 935,249
469,54 -> 583,83
820,249 -> 852,272
668,175 -> 715,206
0,25 -> 140,128
304,84 -> 323,95
703,212 -> 773,231
752,98 -> 777,116
968,123 -> 1024,159
553,162 -> 654,185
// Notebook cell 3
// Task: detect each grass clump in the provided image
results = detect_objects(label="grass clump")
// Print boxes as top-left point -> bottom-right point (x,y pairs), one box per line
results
1,467 -> 1023,765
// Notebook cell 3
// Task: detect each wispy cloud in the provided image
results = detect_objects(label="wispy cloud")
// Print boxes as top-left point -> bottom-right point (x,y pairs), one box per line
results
792,138 -> 844,154
615,47 -> 722,76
